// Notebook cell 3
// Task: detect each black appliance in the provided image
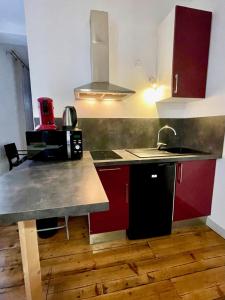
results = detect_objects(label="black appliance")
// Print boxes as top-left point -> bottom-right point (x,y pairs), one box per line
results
127,163 -> 175,239
26,129 -> 82,161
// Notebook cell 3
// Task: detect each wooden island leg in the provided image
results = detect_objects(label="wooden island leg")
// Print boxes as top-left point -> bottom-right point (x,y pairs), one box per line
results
18,220 -> 43,300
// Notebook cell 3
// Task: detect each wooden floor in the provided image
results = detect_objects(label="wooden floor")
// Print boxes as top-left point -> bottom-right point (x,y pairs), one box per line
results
0,217 -> 225,300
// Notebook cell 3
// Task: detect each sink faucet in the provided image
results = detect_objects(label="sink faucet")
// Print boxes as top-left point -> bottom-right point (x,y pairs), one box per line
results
157,125 -> 177,149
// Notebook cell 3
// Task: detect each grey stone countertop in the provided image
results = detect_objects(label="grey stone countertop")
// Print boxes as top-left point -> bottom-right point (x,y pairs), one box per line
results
0,153 -> 109,225
0,149 -> 219,225
91,149 -> 220,167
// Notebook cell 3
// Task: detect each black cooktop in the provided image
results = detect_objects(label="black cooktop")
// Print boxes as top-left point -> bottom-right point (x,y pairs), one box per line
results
90,150 -> 122,160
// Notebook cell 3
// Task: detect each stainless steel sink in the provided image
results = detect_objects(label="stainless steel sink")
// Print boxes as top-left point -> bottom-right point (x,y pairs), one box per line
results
126,147 -> 207,158
161,147 -> 209,155
126,148 -> 180,158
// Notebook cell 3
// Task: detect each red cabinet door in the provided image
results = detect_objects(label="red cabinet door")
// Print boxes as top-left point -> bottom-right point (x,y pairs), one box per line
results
172,6 -> 212,98
89,165 -> 129,234
174,160 -> 216,221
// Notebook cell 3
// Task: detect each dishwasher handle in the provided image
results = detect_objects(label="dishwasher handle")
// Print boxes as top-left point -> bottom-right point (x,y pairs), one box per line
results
98,167 -> 121,172
158,163 -> 175,167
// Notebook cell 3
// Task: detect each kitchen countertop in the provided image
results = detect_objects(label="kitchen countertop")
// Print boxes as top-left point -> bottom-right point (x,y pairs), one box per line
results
0,155 -> 109,225
0,149 -> 219,225
91,149 -> 219,167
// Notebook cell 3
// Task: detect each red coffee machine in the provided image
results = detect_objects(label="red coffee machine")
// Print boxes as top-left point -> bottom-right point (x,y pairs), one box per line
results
36,97 -> 57,131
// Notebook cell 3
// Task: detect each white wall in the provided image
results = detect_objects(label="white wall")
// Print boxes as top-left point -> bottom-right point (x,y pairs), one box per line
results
0,44 -> 27,175
24,0 -> 190,119
25,0 -> 225,234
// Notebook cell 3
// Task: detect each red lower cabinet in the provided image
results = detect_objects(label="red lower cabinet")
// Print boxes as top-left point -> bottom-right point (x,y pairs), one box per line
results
89,165 -> 129,234
173,160 -> 216,221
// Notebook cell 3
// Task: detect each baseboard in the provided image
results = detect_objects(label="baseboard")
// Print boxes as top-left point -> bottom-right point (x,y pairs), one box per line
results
89,230 -> 126,245
172,217 -> 207,229
206,217 -> 225,239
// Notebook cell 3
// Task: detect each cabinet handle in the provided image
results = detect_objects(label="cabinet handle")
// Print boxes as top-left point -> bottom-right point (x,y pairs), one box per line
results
98,167 -> 121,172
125,183 -> 129,204
177,163 -> 183,184
174,74 -> 179,94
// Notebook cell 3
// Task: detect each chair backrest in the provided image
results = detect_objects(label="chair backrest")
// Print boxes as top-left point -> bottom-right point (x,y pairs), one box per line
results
4,143 -> 19,169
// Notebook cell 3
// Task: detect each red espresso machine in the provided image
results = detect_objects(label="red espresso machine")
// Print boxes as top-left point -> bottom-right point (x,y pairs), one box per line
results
36,97 -> 57,131
35,97 -> 57,238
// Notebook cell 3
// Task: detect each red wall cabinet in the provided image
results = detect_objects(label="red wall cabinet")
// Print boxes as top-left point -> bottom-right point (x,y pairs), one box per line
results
157,6 -> 212,100
89,165 -> 129,234
172,6 -> 212,98
173,160 -> 216,221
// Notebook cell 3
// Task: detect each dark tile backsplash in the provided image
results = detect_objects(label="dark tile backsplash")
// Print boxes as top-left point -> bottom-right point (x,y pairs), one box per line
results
78,118 -> 160,150
179,116 -> 225,156
34,116 -> 225,156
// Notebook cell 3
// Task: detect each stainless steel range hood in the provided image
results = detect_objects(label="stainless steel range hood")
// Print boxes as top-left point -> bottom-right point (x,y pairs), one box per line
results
74,10 -> 135,100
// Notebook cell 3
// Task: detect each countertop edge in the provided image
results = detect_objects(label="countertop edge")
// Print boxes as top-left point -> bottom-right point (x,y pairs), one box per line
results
92,150 -> 219,167
0,202 -> 109,226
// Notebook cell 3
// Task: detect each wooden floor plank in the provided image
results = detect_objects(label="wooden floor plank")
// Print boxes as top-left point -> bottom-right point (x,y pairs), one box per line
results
192,244 -> 225,260
134,252 -> 194,274
181,285 -> 224,300
149,261 -> 204,283
0,262 -> 52,289
93,242 -> 154,269
47,242 -> 154,277
149,231 -> 225,257
40,238 -> 90,260
101,273 -> 151,294
0,248 -> 21,267
201,255 -> 225,269
47,284 -> 98,300
0,231 -> 20,251
48,264 -> 135,294
0,265 -> 24,289
40,232 -> 155,261
45,252 -> 96,276
0,286 -> 26,300
85,280 -> 181,300
171,266 -> 225,295
0,282 -> 49,300
147,255 -> 225,283
219,282 -> 225,295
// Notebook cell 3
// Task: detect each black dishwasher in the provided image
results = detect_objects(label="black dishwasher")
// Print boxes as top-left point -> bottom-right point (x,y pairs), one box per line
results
127,163 -> 175,239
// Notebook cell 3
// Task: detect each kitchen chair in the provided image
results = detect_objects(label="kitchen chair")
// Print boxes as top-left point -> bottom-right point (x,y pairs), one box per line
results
4,143 -> 27,171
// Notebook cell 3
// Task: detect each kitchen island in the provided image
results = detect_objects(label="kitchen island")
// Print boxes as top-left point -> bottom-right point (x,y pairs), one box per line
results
0,157 -> 109,300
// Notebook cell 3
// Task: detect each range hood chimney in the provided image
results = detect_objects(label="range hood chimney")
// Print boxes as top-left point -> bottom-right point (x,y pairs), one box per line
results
74,10 -> 135,100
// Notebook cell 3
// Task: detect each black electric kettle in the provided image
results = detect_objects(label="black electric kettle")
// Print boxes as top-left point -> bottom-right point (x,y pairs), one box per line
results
62,106 -> 77,130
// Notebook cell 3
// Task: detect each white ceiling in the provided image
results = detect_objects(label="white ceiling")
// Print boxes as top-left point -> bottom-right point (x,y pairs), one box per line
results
0,0 -> 26,35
